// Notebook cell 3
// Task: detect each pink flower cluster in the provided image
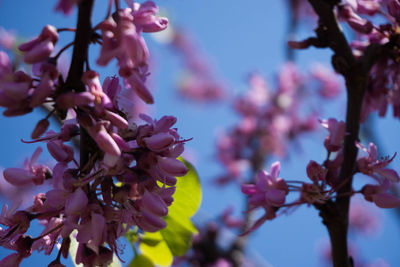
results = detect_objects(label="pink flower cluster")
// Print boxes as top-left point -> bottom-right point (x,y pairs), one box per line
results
171,29 -> 227,102
0,1 -> 191,266
289,1 -> 400,121
216,63 -> 341,185
240,117 -> 400,234
97,1 -> 168,104
339,0 -> 400,120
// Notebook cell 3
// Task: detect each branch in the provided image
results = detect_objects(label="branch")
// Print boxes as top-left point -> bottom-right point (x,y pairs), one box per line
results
307,0 -> 356,73
228,136 -> 267,266
64,0 -> 95,168
65,0 -> 94,93
305,1 -> 368,266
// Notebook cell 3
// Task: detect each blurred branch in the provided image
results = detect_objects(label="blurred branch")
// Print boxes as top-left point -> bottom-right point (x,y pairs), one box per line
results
228,144 -> 266,266
286,0 -> 300,61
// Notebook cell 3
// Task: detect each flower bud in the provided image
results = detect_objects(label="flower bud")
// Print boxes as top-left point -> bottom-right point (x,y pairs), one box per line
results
31,119 -> 50,139
306,160 -> 326,182
3,168 -> 35,186
144,132 -> 175,152
158,157 -> 188,177
141,191 -> 168,216
94,126 -> 121,156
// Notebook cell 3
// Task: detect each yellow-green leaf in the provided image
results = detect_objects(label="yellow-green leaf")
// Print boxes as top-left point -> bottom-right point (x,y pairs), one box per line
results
140,232 -> 174,267
136,158 -> 202,266
128,254 -> 154,267
168,158 -> 202,220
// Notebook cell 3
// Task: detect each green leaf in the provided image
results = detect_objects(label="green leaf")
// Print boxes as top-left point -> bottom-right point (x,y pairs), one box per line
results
139,232 -> 174,267
160,215 -> 196,256
168,158 -> 202,220
159,158 -> 201,256
138,158 -> 202,265
128,254 -> 155,267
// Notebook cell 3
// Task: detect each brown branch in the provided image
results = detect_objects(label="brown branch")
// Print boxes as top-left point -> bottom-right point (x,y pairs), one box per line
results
64,0 -> 95,168
65,0 -> 94,93
305,1 -> 371,266
307,0 -> 356,72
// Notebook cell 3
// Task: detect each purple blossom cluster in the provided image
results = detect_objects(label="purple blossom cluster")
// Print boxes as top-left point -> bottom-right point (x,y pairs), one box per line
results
215,63 -> 342,185
0,1 -> 190,266
170,28 -> 227,102
290,0 -> 400,121
241,117 -> 400,233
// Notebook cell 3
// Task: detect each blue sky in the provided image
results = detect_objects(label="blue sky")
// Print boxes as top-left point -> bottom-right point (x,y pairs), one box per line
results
0,0 -> 399,266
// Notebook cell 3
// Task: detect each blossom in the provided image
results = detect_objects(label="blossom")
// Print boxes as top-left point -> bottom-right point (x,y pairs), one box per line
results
388,0 -> 400,21
0,27 -> 16,50
349,200 -> 381,236
18,25 -> 58,64
0,253 -> 23,267
32,217 -> 63,255
361,178 -> 400,208
356,142 -> 400,182
310,64 -> 342,98
306,160 -> 326,182
241,162 -> 288,233
129,1 -> 169,33
3,147 -> 51,186
338,4 -> 373,34
320,118 -> 346,152
55,0 -> 81,15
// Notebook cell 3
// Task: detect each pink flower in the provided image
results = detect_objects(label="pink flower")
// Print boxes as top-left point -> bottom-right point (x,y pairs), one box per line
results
346,0 -> 381,16
310,64 -> 342,98
144,132 -> 176,152
124,68 -> 153,104
349,200 -> 381,235
157,157 -> 188,177
47,140 -> 74,163
362,179 -> 400,208
320,118 -> 346,152
338,5 -> 373,34
65,187 -> 88,216
91,124 -> 121,156
0,253 -> 23,267
0,208 -> 31,248
241,162 -> 288,233
135,114 -> 189,184
127,1 -> 169,33
30,63 -> 58,107
388,0 -> 400,21
55,0 -> 81,15
306,160 -> 326,182
77,211 -> 107,254
32,217 -> 63,255
356,142 -> 400,182
221,207 -> 243,228
18,25 -> 58,64
0,70 -> 32,102
3,147 -> 51,186
0,28 -> 16,50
